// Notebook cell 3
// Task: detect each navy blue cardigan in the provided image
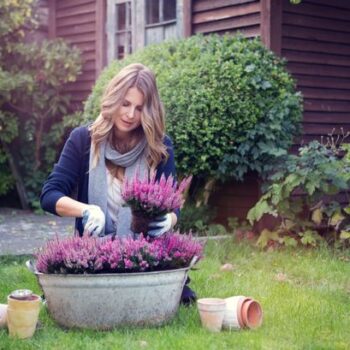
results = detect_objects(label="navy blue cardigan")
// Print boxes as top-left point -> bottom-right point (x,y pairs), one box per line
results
40,126 -> 177,235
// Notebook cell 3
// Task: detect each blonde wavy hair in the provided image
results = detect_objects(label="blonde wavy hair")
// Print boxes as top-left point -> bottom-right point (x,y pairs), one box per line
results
89,63 -> 167,172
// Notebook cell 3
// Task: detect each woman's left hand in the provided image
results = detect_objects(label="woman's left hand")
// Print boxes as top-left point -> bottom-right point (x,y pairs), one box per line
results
148,213 -> 174,237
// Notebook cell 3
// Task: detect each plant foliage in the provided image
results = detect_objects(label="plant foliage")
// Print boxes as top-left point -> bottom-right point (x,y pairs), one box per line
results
36,233 -> 203,274
248,136 -> 350,249
0,0 -> 82,206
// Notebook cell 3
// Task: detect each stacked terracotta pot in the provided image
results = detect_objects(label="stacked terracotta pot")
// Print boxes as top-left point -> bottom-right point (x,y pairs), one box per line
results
197,295 -> 263,332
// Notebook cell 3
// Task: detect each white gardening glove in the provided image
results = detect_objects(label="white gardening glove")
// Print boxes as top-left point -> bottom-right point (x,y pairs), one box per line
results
148,213 -> 172,238
82,205 -> 105,236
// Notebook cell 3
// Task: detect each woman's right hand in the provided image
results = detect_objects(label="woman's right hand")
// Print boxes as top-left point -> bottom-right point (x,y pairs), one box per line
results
82,205 -> 105,236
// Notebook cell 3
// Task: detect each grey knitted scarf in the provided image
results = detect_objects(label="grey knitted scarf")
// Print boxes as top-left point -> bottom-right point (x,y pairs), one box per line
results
88,137 -> 148,236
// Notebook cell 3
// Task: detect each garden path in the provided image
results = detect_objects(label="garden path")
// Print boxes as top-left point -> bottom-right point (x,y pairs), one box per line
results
0,208 -> 73,255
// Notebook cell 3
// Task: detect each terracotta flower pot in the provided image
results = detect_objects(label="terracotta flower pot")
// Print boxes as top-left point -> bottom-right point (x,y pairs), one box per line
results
197,298 -> 226,332
241,298 -> 263,329
0,304 -> 7,328
223,296 -> 263,330
7,293 -> 41,339
131,210 -> 152,235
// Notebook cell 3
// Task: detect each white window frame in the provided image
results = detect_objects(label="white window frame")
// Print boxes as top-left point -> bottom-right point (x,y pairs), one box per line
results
106,0 -> 185,64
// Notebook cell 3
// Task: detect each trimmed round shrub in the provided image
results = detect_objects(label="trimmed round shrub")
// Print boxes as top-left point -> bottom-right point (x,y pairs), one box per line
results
84,34 -> 302,181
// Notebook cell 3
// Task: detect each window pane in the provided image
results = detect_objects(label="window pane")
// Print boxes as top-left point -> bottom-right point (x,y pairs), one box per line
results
164,0 -> 176,21
116,32 -> 131,59
128,2 -> 131,28
146,0 -> 159,25
116,33 -> 125,59
116,3 -> 126,30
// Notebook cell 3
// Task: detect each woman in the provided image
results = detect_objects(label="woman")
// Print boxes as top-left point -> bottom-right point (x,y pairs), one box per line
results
41,63 -> 195,304
41,63 -> 177,238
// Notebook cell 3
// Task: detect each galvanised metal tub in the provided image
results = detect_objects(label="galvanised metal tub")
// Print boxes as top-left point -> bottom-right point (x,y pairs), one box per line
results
27,261 -> 192,330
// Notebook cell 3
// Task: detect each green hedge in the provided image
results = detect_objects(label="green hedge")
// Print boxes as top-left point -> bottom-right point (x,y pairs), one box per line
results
84,34 -> 302,181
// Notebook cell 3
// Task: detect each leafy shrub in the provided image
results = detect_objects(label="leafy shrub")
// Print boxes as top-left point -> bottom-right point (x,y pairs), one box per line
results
84,34 -> 302,183
176,202 -> 216,235
247,138 -> 350,248
0,0 -> 82,207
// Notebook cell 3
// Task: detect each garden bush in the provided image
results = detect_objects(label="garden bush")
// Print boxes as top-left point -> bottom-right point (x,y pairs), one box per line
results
85,34 -> 302,192
247,135 -> 350,249
176,202 -> 217,235
0,0 -> 82,208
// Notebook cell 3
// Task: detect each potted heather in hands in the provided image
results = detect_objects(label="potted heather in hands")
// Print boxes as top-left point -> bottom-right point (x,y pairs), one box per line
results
122,174 -> 192,235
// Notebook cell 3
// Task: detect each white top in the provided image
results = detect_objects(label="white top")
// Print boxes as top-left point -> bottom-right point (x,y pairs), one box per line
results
106,170 -> 125,224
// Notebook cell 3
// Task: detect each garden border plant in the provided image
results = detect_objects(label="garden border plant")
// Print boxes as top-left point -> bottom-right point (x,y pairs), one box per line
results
247,132 -> 350,249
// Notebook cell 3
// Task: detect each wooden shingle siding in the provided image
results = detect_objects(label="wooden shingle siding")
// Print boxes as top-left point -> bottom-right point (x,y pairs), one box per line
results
192,0 -> 260,37
281,0 -> 350,144
56,2 -> 96,18
51,0 -> 105,108
56,13 -> 96,27
209,173 -> 260,224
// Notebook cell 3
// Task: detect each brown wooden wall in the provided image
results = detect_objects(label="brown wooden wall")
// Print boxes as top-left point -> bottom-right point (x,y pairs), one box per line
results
281,0 -> 350,144
49,0 -> 106,110
192,0 -> 260,37
209,173 -> 261,225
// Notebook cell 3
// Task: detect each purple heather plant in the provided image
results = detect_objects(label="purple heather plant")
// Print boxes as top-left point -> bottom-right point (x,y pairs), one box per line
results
36,235 -> 104,274
36,232 -> 203,274
122,173 -> 192,217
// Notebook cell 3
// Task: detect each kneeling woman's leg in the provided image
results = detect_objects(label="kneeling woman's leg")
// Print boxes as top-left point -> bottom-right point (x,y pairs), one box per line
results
181,277 -> 196,306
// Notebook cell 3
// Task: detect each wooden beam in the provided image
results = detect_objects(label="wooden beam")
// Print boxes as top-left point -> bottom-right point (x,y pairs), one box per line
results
260,0 -> 282,56
95,0 -> 107,78
48,0 -> 56,39
183,0 -> 192,37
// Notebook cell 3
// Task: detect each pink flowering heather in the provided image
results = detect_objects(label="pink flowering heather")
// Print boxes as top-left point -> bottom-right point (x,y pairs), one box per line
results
35,232 -> 203,274
36,235 -> 104,274
122,173 -> 192,217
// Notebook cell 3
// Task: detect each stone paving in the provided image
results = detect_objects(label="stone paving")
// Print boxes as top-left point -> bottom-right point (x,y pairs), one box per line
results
0,207 -> 74,255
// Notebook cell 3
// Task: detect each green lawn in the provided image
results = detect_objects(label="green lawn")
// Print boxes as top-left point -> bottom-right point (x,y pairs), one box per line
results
0,239 -> 349,350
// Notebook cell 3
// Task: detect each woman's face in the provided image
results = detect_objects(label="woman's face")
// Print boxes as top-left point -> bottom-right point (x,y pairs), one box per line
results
114,87 -> 144,138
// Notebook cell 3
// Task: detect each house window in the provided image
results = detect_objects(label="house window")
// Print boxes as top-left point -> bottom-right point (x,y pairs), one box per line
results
115,2 -> 132,59
146,0 -> 176,25
107,0 -> 185,64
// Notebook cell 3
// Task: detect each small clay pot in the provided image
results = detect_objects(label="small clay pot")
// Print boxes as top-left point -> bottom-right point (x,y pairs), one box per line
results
223,296 -> 263,330
7,294 -> 41,339
241,298 -> 263,329
0,304 -> 7,328
197,298 -> 226,332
